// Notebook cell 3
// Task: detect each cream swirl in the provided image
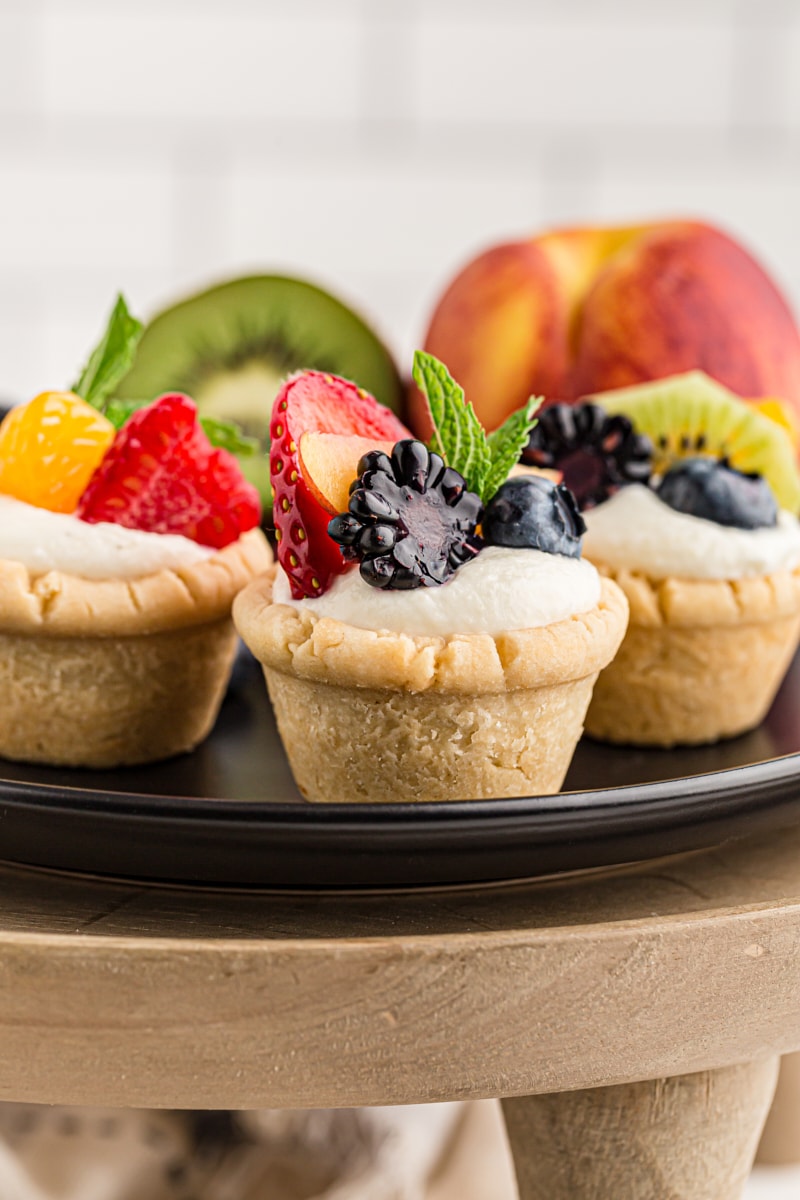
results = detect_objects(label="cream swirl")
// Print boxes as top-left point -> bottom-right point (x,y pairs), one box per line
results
582,484 -> 800,580
0,495 -> 213,579
272,545 -> 601,636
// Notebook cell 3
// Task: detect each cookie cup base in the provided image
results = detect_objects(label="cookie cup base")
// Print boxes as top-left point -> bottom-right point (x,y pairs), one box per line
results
263,667 -> 599,804
0,619 -> 238,769
235,567 -> 629,804
0,529 -> 272,768
585,565 -> 800,748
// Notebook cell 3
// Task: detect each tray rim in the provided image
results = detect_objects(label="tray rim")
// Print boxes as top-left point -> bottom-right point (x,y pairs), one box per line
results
0,746 -> 798,826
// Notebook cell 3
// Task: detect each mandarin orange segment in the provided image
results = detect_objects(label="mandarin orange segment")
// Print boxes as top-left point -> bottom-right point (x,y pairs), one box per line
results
0,391 -> 115,513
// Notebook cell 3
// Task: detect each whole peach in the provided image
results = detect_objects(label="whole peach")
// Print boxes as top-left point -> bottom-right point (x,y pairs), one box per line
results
416,220 -> 800,434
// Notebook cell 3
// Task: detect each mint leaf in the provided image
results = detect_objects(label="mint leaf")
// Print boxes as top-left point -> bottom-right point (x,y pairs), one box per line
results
104,397 -> 148,429
484,397 -> 541,500
413,351 -> 490,497
413,351 -> 540,503
71,294 -> 143,411
199,417 -> 259,457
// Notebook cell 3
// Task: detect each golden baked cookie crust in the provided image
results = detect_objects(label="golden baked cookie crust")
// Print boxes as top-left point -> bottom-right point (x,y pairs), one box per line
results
0,528 -> 271,638
586,560 -> 800,747
235,566 -> 629,803
234,567 -> 628,696
0,529 -> 273,767
597,562 -> 800,629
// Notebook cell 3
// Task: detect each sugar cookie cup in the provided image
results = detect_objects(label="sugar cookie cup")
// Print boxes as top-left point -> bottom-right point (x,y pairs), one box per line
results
0,528 -> 271,768
234,565 -> 629,804
584,564 -> 800,747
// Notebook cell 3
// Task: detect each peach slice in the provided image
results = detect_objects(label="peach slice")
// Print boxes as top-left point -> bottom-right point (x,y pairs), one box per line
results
298,432 -> 398,515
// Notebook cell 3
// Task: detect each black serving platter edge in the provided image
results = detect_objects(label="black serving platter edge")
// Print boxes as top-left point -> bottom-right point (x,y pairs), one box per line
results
0,648 -> 799,889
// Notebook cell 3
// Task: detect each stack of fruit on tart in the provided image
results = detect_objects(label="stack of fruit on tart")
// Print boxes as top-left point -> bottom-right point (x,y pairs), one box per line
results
0,297 -> 271,769
234,355 -> 629,803
523,375 -> 800,745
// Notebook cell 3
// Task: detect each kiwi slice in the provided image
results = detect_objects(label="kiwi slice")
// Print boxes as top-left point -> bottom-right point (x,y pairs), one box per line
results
114,276 -> 405,507
594,371 -> 800,512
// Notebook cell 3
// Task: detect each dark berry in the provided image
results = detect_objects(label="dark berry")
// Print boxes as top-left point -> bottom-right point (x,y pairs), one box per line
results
483,476 -> 586,558
524,402 -> 652,509
327,438 -> 483,589
656,458 -> 778,529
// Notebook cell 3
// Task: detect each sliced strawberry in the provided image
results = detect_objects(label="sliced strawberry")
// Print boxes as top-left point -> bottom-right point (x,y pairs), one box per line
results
270,371 -> 409,598
77,393 -> 261,549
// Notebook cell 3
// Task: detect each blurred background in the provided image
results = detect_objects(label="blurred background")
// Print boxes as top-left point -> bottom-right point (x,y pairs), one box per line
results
0,0 -> 798,399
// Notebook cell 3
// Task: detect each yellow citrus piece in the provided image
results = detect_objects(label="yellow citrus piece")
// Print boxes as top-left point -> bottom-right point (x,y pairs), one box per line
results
0,391 -> 115,513
751,397 -> 800,450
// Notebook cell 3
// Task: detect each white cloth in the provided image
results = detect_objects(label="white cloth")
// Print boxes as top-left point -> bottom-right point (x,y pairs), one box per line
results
0,1103 -> 463,1200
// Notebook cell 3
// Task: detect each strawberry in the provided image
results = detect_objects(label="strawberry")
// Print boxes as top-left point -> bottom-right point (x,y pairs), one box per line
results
77,393 -> 261,549
270,371 -> 409,598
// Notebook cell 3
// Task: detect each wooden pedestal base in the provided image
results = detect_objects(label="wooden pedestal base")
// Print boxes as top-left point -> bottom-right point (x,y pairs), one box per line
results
758,1051 -> 800,1165
502,1058 -> 779,1200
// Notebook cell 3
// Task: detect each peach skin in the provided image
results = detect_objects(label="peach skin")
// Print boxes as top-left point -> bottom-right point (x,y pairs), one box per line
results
416,220 -> 800,436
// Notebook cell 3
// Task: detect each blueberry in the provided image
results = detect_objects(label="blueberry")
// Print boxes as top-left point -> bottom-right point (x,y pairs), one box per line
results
483,476 -> 586,558
656,458 -> 777,530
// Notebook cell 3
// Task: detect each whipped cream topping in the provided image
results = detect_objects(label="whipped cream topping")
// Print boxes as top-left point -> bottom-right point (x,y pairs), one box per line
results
0,495 -> 213,580
583,485 -> 800,580
273,544 -> 601,636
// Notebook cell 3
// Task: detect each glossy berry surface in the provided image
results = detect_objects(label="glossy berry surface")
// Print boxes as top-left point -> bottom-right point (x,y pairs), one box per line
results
0,391 -> 115,513
77,393 -> 261,548
271,371 -> 409,598
328,439 -> 482,589
482,475 -> 586,558
656,457 -> 778,529
524,402 -> 652,510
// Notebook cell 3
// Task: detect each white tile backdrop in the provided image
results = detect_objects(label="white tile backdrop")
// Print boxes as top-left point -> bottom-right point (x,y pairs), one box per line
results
0,0 -> 799,403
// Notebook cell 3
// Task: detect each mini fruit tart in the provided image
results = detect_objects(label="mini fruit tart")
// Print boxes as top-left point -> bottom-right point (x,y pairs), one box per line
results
235,355 -> 628,803
523,373 -> 800,746
0,298 -> 271,768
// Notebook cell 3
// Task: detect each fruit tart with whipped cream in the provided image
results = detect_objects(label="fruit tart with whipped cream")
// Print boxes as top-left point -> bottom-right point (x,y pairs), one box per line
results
523,372 -> 800,746
0,297 -> 271,768
234,354 -> 628,804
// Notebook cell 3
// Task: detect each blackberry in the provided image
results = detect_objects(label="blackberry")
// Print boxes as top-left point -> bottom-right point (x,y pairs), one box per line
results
328,439 -> 482,589
657,458 -> 778,530
523,402 -> 652,509
483,476 -> 585,558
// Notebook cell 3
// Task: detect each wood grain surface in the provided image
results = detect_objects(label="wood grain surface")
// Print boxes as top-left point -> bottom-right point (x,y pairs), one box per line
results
757,1051 -> 800,1164
1,821 -> 800,1109
503,1060 -> 779,1200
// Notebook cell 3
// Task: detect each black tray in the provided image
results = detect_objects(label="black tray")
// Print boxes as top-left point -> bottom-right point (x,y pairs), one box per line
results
1,647 -> 799,889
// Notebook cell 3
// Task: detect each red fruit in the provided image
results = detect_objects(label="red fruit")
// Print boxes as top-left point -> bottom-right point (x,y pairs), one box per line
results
270,371 -> 409,598
77,393 -> 261,549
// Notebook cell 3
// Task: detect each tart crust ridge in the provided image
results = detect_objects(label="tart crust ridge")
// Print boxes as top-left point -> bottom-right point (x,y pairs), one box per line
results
234,565 -> 629,695
0,527 -> 272,638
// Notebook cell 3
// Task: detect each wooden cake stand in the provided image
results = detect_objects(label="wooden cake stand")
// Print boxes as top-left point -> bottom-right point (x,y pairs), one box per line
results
2,820 -> 800,1199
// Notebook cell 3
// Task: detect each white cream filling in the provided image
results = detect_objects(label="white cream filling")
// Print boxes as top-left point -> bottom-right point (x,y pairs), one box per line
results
583,484 -> 800,580
273,544 -> 601,636
0,495 -> 213,580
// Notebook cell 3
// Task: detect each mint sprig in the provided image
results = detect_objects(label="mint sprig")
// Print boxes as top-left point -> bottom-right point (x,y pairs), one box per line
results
71,295 -> 257,456
71,294 -> 143,411
485,397 -> 542,498
412,350 -> 540,503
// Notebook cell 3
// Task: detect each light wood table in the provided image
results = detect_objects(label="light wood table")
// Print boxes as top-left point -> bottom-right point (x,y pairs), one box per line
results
2,820 -> 800,1199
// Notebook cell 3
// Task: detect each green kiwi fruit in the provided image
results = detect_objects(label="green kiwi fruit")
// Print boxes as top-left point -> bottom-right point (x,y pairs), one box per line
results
114,275 -> 405,507
594,371 -> 800,512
